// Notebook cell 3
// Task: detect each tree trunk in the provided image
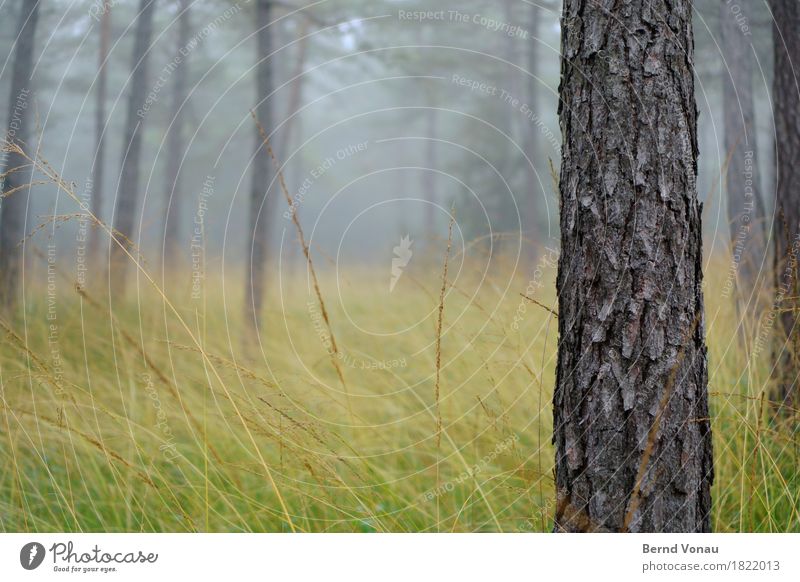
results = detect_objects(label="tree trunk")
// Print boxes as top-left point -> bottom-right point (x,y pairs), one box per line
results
720,0 -> 766,297
502,0 -> 521,145
769,0 -> 800,409
410,21 -> 440,248
286,109 -> 303,275
500,0 -> 522,260
553,0 -> 712,532
281,20 -> 309,276
162,0 -> 190,270
89,0 -> 111,267
524,2 -> 541,255
245,0 -> 275,333
279,18 -> 309,161
110,0 -> 156,293
0,0 -> 39,310
423,103 -> 438,243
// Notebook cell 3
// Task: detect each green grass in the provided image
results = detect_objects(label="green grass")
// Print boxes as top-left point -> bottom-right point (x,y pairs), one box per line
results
0,250 -> 797,532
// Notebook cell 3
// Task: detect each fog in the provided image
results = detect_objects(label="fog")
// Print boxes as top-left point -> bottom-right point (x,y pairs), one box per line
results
0,0 -> 775,276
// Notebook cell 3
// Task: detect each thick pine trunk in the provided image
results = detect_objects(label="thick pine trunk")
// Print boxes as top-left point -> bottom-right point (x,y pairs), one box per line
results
162,0 -> 190,270
111,0 -> 156,293
720,0 -> 766,296
0,0 -> 39,310
89,1 -> 111,266
769,0 -> 800,408
245,0 -> 275,333
553,0 -> 713,532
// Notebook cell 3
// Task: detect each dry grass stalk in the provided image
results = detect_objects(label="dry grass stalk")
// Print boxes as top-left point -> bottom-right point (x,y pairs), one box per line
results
519,293 -> 558,317
250,111 -> 351,419
434,210 -> 455,448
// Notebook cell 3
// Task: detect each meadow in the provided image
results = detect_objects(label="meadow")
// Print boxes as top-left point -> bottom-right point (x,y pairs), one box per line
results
0,243 -> 798,532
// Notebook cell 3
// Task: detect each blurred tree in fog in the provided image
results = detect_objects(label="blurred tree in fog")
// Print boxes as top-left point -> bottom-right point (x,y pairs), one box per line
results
90,0 -> 112,265
0,0 -> 39,310
714,0 -> 771,356
111,0 -> 157,293
245,0 -> 275,333
719,0 -> 767,293
161,0 -> 191,270
769,0 -> 800,409
523,0 -> 543,259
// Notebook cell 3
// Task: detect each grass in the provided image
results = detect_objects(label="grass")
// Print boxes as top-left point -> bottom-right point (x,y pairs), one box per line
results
0,243 -> 798,533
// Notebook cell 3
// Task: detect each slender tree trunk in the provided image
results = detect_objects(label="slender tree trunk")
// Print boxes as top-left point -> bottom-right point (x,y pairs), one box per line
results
245,0 -> 274,333
411,22 -> 439,248
281,20 -> 309,276
553,0 -> 712,532
0,0 -> 39,310
279,18 -> 309,160
110,0 -> 156,293
503,0 -> 521,143
720,0 -> 766,296
162,0 -> 190,270
287,110 -> 303,275
423,103 -> 438,243
769,0 -> 800,409
89,0 -> 111,267
500,0 -> 522,260
524,2 -> 541,255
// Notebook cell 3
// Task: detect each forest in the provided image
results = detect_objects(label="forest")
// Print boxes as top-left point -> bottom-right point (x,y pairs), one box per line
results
0,0 -> 798,534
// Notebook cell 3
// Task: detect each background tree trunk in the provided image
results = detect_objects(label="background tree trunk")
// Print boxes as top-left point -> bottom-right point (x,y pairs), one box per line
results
0,0 -> 39,310
245,0 -> 275,333
162,0 -> 190,270
524,2 -> 541,257
720,0 -> 766,297
110,0 -> 157,293
423,103 -> 438,244
553,0 -> 712,532
413,20 -> 438,249
502,0 -> 522,145
89,0 -> 111,267
769,0 -> 800,409
279,18 -> 309,161
280,19 -> 309,276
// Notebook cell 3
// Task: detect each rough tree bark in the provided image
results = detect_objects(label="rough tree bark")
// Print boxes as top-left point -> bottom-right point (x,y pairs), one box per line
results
89,0 -> 112,266
110,0 -> 156,293
162,0 -> 190,269
553,0 -> 713,532
245,0 -> 275,333
0,0 -> 39,310
769,0 -> 800,409
720,0 -> 766,296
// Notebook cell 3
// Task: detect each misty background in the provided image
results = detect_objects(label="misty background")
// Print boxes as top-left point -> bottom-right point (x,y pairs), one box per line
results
0,0 -> 775,282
